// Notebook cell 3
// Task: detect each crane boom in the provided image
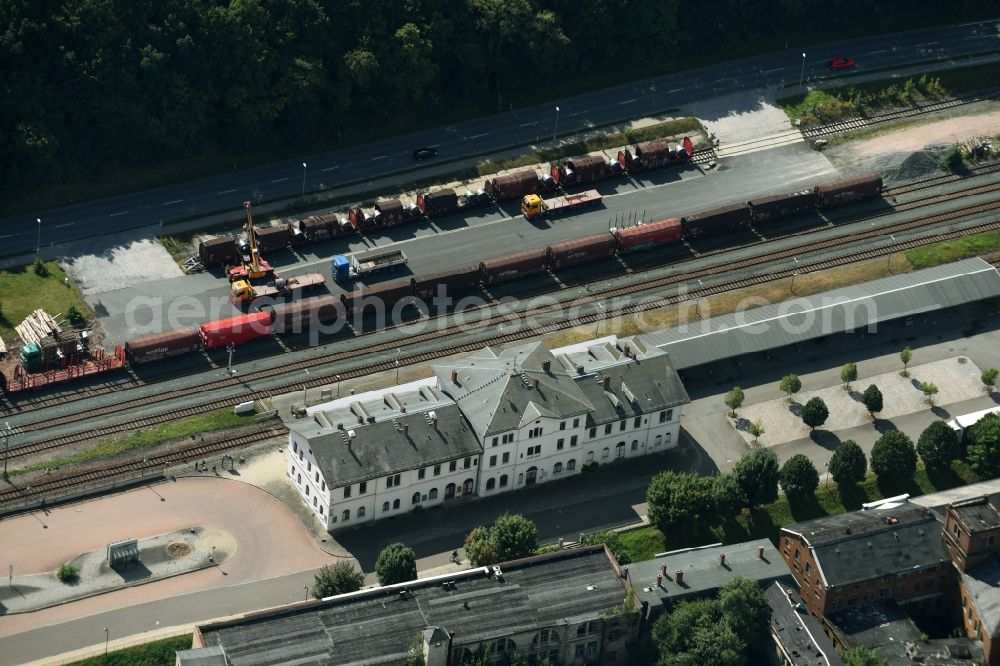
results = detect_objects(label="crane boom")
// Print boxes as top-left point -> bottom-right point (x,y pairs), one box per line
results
244,201 -> 260,274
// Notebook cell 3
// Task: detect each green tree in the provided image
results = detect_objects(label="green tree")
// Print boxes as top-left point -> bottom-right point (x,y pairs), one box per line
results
829,440 -> 867,485
916,421 -> 960,469
842,646 -> 889,666
982,368 -> 998,393
718,577 -> 772,652
732,448 -> 780,508
490,513 -> 538,561
779,454 -> 820,498
581,531 -> 631,564
463,526 -> 498,566
312,561 -> 364,598
375,543 -> 417,586
968,413 -> 1000,478
871,430 -> 918,485
408,634 -> 426,666
862,384 -> 884,418
900,346 -> 913,376
647,471 -> 719,534
712,473 -> 746,520
779,374 -> 801,402
748,420 -> 765,446
841,362 -> 858,390
920,382 -> 939,405
801,396 -> 829,431
724,386 -> 745,417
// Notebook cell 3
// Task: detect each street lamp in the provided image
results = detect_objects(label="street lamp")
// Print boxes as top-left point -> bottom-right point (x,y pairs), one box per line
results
35,218 -> 41,257
395,348 -> 401,383
553,106 -> 560,142
304,584 -> 310,601
2,422 -> 22,481
104,627 -> 109,655
301,162 -> 307,197
799,52 -> 807,88
336,374 -> 342,398
303,369 -> 310,406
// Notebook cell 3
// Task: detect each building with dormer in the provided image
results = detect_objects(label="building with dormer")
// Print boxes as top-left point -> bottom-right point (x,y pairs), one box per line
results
286,336 -> 689,531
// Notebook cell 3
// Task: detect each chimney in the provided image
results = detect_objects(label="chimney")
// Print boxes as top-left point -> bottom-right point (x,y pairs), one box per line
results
720,553 -> 726,566
758,546 -> 765,559
660,564 -> 667,576
542,360 -> 551,372
675,570 -> 683,584
451,370 -> 458,384
603,375 -> 611,389
656,573 -> 663,587
533,378 -> 539,389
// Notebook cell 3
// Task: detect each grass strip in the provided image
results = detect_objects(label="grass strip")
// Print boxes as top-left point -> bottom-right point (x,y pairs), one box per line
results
70,635 -> 193,666
0,261 -> 93,342
905,229 -> 1000,269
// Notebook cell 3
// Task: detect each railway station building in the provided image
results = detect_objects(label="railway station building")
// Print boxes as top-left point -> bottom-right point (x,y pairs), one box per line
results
286,337 -> 689,531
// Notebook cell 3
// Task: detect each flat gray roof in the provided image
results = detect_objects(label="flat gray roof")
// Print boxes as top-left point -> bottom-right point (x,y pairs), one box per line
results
640,258 -> 1000,370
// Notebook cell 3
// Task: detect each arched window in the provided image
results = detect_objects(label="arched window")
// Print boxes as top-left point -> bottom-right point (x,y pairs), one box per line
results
586,451 -> 594,463
602,447 -> 610,460
553,462 -> 563,474
342,509 -> 350,521
490,638 -> 516,655
567,459 -> 576,471
319,505 -> 324,515
292,440 -> 298,453
412,492 -> 421,505
393,498 -> 400,510
486,478 -> 496,490
655,434 -> 663,447
631,439 -> 639,451
357,506 -> 365,517
499,474 -> 509,487
532,629 -> 557,646
429,488 -> 439,499
382,501 -> 390,512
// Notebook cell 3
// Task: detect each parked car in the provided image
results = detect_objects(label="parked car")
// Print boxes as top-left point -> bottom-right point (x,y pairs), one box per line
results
828,56 -> 856,71
412,146 -> 438,160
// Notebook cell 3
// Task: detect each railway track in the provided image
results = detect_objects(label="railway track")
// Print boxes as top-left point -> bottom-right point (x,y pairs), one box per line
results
0,425 -> 287,506
802,89 -> 1000,140
12,197 -> 1000,463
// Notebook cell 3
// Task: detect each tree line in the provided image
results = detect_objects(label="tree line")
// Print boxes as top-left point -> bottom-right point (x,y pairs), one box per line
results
1,0 -> 991,201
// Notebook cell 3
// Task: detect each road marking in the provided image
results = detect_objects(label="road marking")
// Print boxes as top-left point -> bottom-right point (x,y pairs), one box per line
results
372,155 -> 389,161
0,234 -> 14,239
321,166 -> 339,172
618,98 -> 637,105
54,222 -> 75,228
468,132 -> 490,139
918,41 -> 940,46
163,199 -> 183,205
568,111 -> 588,117
519,121 -> 539,127
667,88 -> 684,93
271,177 -> 290,183
109,211 -> 129,217
764,68 -> 785,74
217,188 -> 237,195
871,49 -> 887,54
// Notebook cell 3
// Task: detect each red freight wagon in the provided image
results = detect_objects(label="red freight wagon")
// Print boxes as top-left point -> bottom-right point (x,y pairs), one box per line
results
270,295 -> 341,334
614,218 -> 683,253
125,328 -> 201,365
748,190 -> 819,222
814,173 -> 883,208
480,249 -> 549,285
417,189 -> 459,216
550,155 -> 611,186
546,234 -> 617,269
618,137 -> 694,171
199,311 -> 273,349
411,266 -> 482,300
485,170 -> 541,201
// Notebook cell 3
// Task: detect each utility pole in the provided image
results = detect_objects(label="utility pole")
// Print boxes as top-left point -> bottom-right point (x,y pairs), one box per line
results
553,106 -> 560,142
35,218 -> 42,257
799,52 -> 807,88
301,162 -> 307,197
2,422 -> 22,481
395,349 -> 401,383
226,344 -> 236,376
303,369 -> 310,406
336,374 -> 342,398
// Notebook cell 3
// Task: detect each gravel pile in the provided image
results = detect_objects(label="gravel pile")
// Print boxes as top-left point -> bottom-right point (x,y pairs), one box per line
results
62,226 -> 183,296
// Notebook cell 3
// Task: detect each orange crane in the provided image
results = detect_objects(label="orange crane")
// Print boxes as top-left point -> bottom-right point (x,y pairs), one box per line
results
227,202 -> 274,283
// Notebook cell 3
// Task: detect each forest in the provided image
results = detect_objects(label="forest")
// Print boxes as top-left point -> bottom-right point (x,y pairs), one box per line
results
0,0 -> 993,202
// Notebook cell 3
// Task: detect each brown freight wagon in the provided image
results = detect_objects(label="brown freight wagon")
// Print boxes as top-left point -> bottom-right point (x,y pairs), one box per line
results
125,328 -> 201,365
614,218 -> 683,253
341,278 -> 414,317
198,236 -> 238,265
411,266 -> 482,300
298,214 -> 336,242
374,199 -> 407,226
348,206 -> 378,230
485,170 -> 541,201
270,295 -> 340,334
681,203 -> 752,239
253,225 -> 291,252
480,249 -> 549,285
814,173 -> 883,208
417,189 -> 459,216
748,190 -> 819,223
551,155 -> 611,186
618,136 -> 694,171
546,234 -> 617,269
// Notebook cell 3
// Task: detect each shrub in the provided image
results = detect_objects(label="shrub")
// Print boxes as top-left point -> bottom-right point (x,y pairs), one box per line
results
981,368 -> 998,392
582,531 -> 631,565
941,145 -> 964,173
57,563 -> 79,584
312,561 -> 364,598
33,258 -> 49,277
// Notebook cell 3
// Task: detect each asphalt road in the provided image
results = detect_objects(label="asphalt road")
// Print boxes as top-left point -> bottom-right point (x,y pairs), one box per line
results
2,19 -> 998,254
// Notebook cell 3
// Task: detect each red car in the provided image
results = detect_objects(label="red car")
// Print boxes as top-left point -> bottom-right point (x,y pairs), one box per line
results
828,56 -> 856,71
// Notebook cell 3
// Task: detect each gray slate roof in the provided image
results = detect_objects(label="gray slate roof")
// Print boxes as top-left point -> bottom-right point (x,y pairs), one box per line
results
963,556 -> 1000,637
827,600 -> 922,649
783,506 -> 948,588
640,258 -> 1000,370
630,538 -> 792,616
951,497 -> 1000,533
574,353 -> 689,426
198,546 -> 626,666
765,580 -> 842,666
292,403 -> 481,489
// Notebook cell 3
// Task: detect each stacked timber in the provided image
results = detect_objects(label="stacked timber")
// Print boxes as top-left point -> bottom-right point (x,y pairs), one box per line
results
16,309 -> 62,345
